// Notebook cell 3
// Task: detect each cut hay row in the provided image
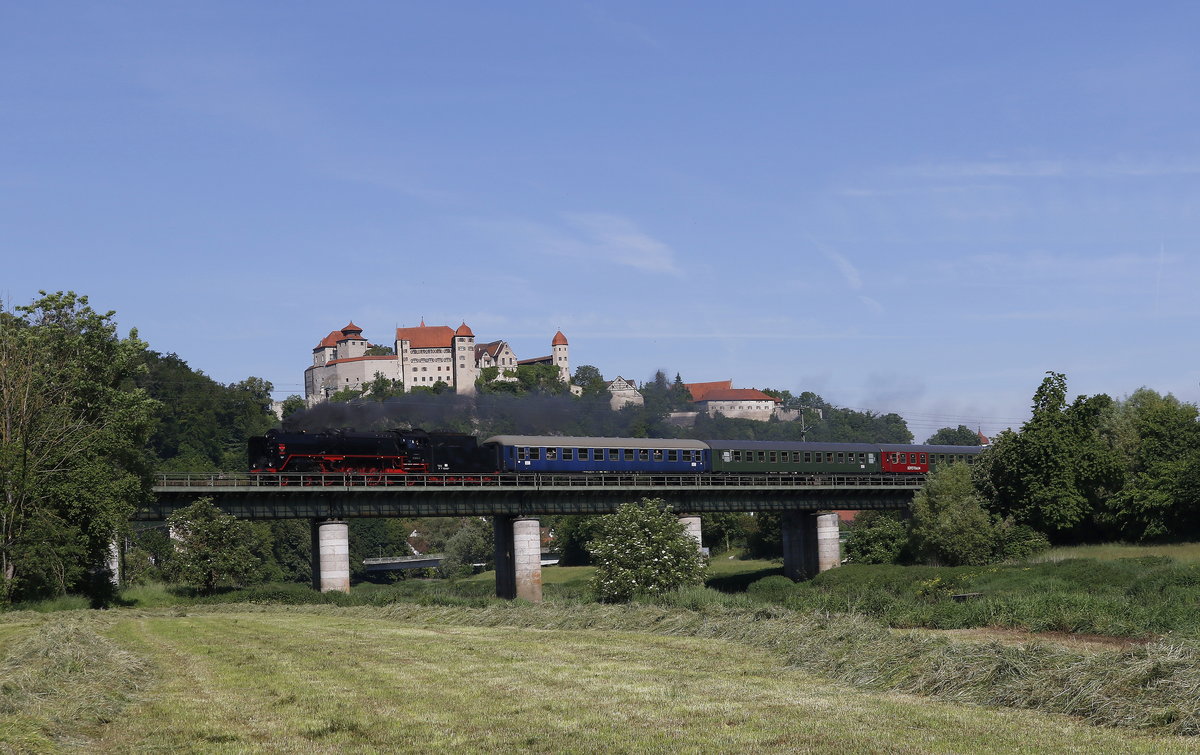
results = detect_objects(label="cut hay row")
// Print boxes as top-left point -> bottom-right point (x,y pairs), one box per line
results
191,598 -> 1200,736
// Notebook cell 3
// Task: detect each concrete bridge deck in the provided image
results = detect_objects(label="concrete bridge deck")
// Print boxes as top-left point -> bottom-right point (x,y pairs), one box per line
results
144,472 -> 923,520
144,472 -> 921,601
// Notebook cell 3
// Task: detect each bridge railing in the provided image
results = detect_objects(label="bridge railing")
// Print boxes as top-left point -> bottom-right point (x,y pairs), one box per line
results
154,473 -> 927,489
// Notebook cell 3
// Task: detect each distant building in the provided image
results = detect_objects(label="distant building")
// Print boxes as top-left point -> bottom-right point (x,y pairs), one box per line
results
685,379 -> 782,421
304,321 -> 569,405
606,376 -> 644,410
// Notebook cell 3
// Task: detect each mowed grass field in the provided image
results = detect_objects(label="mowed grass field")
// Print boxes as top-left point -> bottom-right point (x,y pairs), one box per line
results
1,606 -> 1198,754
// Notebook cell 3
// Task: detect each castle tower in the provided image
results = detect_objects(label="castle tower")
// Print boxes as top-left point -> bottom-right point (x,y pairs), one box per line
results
453,322 -> 478,395
335,322 -> 367,361
552,330 -> 569,384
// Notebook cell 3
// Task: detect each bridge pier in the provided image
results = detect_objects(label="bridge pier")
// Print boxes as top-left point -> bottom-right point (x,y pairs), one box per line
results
817,512 -> 841,572
108,535 -> 122,587
493,515 -> 542,602
781,511 -> 841,580
311,519 -> 351,593
678,515 -> 703,553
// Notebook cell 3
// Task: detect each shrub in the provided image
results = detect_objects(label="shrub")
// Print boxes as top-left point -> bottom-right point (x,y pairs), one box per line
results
844,511 -> 910,564
910,463 -> 997,566
587,498 -> 708,602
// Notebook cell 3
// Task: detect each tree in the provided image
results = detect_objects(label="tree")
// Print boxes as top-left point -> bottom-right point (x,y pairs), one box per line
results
516,363 -> 566,395
279,395 -> 306,419
909,463 -> 997,566
0,292 -> 157,603
438,518 -> 492,579
587,498 -> 707,602
1101,389 -> 1200,541
167,498 -> 261,594
546,514 -> 603,565
977,372 -> 1122,540
926,425 -> 982,446
365,372 -> 404,401
573,365 -> 608,396
364,345 -> 395,356
843,511 -> 909,564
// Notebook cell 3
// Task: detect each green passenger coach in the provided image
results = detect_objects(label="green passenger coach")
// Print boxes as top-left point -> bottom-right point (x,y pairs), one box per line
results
707,440 -> 884,475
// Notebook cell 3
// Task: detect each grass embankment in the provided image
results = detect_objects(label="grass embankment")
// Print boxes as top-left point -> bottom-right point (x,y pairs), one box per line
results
121,547 -> 1200,640
747,555 -> 1200,639
3,605 -> 1199,753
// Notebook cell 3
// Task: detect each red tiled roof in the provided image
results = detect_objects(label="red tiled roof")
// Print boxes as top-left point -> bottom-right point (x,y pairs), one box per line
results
685,380 -> 733,402
695,388 -> 780,404
314,330 -> 341,350
455,322 -> 474,337
396,323 -> 455,349
552,330 -> 568,346
341,321 -> 362,334
518,355 -> 552,366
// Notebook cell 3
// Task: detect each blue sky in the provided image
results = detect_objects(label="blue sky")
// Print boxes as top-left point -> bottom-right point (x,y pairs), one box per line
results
4,2 -> 1198,441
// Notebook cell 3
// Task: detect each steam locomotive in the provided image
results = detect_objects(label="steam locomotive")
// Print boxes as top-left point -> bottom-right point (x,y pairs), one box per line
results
248,428 -> 983,479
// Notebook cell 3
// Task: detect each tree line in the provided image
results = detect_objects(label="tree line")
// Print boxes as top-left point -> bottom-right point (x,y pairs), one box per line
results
847,372 -> 1200,567
6,291 -> 1196,601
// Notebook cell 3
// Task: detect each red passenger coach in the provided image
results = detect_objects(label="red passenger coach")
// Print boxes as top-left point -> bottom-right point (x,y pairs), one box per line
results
880,448 -> 928,473
878,443 -> 984,474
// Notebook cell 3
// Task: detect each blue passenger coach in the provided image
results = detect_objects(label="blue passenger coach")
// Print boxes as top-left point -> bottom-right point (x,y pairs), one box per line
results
483,435 -> 710,474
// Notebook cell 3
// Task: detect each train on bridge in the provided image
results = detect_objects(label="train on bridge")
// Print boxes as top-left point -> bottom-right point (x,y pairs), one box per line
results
248,429 -> 983,482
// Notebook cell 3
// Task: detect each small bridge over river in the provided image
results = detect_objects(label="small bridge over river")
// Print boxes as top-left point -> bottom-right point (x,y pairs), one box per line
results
146,472 -> 925,601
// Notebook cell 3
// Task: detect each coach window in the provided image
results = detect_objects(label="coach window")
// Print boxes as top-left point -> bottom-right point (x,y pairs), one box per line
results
868,453 -> 876,463
518,447 -> 530,461
562,448 -> 574,461
545,448 -> 557,460
638,449 -> 649,461
653,449 -> 663,461
667,450 -> 678,462
768,451 -> 777,463
804,452 -> 812,463
834,453 -> 843,464
606,449 -> 617,461
623,449 -> 634,461
530,447 -> 541,460
757,451 -> 766,463
920,453 -> 927,464
824,452 -> 833,463
576,448 -> 588,460
592,448 -> 603,460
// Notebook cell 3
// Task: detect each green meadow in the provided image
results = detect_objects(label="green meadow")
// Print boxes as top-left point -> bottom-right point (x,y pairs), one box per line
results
5,544 -> 1200,752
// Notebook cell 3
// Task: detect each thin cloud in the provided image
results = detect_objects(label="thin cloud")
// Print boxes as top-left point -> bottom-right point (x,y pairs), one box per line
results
858,295 -> 885,314
563,212 -> 679,274
481,213 -> 681,275
898,158 -> 1200,179
820,248 -> 862,291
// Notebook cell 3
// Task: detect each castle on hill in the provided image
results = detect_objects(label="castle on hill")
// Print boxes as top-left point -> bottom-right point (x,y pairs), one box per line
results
304,320 -> 569,404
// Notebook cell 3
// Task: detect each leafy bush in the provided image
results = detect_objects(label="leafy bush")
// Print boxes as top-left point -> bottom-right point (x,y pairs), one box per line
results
843,511 -> 909,564
587,498 -> 708,602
